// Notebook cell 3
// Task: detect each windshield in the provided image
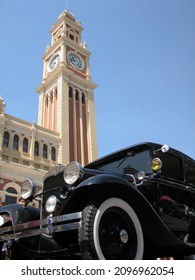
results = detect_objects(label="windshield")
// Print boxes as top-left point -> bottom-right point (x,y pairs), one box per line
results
95,149 -> 151,175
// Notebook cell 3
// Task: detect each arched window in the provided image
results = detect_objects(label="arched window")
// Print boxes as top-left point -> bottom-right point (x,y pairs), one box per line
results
34,141 -> 39,156
23,138 -> 28,153
51,147 -> 56,161
13,135 -> 19,150
3,131 -> 10,147
5,187 -> 17,204
43,144 -> 48,159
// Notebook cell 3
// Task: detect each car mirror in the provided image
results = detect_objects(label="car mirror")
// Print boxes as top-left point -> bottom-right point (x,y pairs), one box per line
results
154,144 -> 169,155
161,144 -> 169,153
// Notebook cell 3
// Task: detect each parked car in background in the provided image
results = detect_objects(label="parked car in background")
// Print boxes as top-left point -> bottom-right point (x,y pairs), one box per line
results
1,142 -> 195,259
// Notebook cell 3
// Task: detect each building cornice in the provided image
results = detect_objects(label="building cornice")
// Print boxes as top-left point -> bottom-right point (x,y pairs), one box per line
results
0,160 -> 47,185
36,66 -> 97,94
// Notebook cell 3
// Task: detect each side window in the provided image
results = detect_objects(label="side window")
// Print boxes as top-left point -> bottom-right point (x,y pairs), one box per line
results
184,161 -> 195,186
160,153 -> 183,181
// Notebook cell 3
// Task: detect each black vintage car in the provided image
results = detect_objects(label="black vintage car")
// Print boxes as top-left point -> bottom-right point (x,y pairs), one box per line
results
1,142 -> 195,260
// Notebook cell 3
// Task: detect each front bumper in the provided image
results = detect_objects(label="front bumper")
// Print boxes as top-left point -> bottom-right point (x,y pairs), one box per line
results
0,212 -> 82,242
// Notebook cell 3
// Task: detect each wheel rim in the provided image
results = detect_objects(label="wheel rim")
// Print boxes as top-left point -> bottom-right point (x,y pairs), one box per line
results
98,207 -> 137,259
93,198 -> 144,260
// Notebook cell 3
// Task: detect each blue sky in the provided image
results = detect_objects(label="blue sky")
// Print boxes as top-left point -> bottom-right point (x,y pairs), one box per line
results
1,0 -> 195,159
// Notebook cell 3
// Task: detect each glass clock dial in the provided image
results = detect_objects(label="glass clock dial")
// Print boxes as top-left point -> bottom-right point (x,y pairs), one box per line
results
67,52 -> 85,70
49,55 -> 60,71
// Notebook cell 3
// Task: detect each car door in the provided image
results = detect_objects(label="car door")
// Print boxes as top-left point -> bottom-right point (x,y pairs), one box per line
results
156,152 -> 193,234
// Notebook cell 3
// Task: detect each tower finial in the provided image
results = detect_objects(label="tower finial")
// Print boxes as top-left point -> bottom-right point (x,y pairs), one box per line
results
65,0 -> 68,11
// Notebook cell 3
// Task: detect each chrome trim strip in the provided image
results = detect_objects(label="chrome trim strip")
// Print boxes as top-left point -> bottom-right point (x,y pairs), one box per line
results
0,212 -> 82,242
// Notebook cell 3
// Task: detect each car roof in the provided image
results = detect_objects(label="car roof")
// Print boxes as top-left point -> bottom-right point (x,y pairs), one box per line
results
86,142 -> 195,168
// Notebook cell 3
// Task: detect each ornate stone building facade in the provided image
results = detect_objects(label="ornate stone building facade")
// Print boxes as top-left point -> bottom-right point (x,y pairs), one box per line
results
0,10 -> 98,206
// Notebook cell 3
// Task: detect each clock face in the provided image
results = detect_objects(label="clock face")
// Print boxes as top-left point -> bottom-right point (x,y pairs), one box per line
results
49,54 -> 60,71
67,52 -> 85,70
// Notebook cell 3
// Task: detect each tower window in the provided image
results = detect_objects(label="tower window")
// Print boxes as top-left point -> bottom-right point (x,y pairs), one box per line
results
43,144 -> 48,159
69,87 -> 73,99
82,94 -> 85,104
13,135 -> 19,150
3,131 -> 10,147
34,141 -> 39,156
69,34 -> 74,40
45,97 -> 48,107
68,28 -> 75,41
75,91 -> 79,102
23,138 -> 28,153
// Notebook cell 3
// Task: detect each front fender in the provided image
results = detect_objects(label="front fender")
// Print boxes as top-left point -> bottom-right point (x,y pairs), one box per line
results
78,173 -> 137,203
0,204 -> 40,226
64,173 -> 144,212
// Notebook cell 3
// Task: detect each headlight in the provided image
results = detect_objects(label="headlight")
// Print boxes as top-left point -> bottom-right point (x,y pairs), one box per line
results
137,171 -> 145,180
45,195 -> 57,214
21,179 -> 35,199
63,161 -> 84,185
152,158 -> 162,171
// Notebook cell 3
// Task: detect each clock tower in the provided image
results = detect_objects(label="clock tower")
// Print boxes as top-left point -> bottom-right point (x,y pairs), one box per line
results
36,10 -> 98,165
